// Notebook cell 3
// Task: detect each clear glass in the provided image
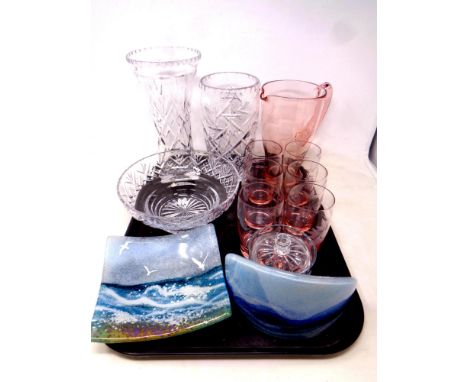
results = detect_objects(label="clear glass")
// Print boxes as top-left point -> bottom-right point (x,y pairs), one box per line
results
200,72 -> 260,171
284,140 -> 322,165
283,159 -> 328,194
249,224 -> 317,274
260,80 -> 333,149
126,46 -> 201,152
117,150 -> 240,233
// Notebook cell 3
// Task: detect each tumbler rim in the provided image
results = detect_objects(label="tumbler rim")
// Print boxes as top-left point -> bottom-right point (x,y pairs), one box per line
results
284,140 -> 322,158
245,139 -> 283,157
287,182 -> 336,211
286,159 -> 328,179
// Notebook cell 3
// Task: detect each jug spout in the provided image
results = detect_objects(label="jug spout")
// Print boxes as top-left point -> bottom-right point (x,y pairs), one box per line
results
321,82 -> 332,92
259,86 -> 268,101
260,80 -> 333,148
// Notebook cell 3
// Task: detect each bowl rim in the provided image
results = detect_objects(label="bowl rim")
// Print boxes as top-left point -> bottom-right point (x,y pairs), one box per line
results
116,150 -> 241,231
225,253 -> 357,285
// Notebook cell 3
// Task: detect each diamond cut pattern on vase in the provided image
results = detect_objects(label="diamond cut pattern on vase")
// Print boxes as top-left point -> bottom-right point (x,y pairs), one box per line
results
202,90 -> 259,169
139,74 -> 195,151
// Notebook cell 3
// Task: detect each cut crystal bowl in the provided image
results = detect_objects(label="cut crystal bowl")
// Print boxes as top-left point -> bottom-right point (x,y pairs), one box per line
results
117,150 -> 240,233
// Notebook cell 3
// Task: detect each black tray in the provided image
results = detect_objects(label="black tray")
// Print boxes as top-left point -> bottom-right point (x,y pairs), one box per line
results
107,198 -> 364,357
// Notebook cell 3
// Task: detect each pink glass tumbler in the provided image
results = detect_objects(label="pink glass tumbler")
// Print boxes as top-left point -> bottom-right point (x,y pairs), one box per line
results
237,181 -> 284,257
283,183 -> 335,251
260,80 -> 333,148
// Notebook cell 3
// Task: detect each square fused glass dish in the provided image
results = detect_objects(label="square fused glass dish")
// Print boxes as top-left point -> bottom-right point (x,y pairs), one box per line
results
91,225 -> 231,343
107,197 -> 364,357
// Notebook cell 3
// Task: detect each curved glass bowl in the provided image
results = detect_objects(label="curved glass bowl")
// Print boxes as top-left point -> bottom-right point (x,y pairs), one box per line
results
117,150 -> 240,233
225,253 -> 357,339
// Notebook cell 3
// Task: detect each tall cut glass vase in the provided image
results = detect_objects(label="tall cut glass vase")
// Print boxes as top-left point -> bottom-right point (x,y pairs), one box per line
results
126,46 -> 201,151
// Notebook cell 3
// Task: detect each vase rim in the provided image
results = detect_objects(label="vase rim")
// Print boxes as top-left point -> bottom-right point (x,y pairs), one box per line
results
126,46 -> 201,66
200,72 -> 260,91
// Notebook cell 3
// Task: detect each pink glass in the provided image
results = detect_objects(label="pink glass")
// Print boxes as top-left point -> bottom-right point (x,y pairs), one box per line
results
243,158 -> 283,191
244,139 -> 283,164
260,80 -> 333,149
283,182 -> 326,233
237,181 -> 284,257
241,180 -> 276,206
237,223 -> 254,258
305,186 -> 335,251
284,140 -> 322,166
283,183 -> 335,250
238,182 -> 284,228
283,159 -> 328,194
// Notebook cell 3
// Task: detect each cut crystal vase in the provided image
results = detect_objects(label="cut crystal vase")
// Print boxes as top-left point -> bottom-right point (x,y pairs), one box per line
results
200,72 -> 260,171
126,46 -> 201,151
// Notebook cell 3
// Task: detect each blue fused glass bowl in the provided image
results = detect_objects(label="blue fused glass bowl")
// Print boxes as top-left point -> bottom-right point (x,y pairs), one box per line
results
224,253 -> 357,339
91,224 -> 232,343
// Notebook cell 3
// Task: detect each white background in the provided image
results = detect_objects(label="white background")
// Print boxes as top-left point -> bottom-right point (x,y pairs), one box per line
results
3,0 -> 377,380
91,0 -> 376,161
1,0 -> 467,381
90,1 -> 378,380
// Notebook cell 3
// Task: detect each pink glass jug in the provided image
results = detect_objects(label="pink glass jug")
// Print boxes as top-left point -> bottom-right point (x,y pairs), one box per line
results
260,80 -> 333,149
